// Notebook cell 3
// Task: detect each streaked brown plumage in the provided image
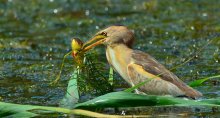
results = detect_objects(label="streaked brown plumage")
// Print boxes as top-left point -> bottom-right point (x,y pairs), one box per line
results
82,25 -> 202,99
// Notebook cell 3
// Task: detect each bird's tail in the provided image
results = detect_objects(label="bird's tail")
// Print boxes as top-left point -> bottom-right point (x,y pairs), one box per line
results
184,86 -> 203,99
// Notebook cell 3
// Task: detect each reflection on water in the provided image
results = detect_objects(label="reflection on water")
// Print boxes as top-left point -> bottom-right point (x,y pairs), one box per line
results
0,0 -> 220,116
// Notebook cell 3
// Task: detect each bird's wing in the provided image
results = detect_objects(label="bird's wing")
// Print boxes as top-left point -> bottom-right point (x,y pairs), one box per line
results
127,62 -> 186,96
128,50 -> 202,98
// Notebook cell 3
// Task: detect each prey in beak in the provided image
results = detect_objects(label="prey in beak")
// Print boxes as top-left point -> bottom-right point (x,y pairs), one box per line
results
71,38 -> 84,57
51,35 -> 107,85
71,33 -> 107,64
71,34 -> 107,57
71,38 -> 85,65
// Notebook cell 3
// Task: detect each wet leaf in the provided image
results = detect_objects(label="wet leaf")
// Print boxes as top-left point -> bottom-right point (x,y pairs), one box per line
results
60,69 -> 79,108
189,75 -> 220,87
74,91 -> 220,109
0,102 -> 119,117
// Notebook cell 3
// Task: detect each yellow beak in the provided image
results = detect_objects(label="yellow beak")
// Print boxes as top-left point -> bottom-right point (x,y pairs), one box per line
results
82,35 -> 107,52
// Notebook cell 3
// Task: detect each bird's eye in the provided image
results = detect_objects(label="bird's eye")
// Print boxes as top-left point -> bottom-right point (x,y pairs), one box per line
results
100,32 -> 107,36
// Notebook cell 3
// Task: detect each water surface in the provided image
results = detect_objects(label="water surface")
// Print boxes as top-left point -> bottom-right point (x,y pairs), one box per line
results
0,0 -> 220,117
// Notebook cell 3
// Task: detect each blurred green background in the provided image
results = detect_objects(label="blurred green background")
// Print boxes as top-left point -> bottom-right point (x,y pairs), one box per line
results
0,0 -> 219,113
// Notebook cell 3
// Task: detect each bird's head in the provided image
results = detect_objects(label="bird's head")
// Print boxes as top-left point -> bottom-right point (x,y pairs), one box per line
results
96,26 -> 134,47
82,26 -> 134,52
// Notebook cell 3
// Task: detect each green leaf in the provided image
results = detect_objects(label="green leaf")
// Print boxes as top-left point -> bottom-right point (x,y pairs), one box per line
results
74,91 -> 220,109
0,102 -> 51,117
60,69 -> 79,108
0,92 -> 220,117
189,75 -> 220,87
0,102 -> 38,118
0,102 -> 121,117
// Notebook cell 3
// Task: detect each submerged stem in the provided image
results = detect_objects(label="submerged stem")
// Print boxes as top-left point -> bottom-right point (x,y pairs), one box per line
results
50,51 -> 72,85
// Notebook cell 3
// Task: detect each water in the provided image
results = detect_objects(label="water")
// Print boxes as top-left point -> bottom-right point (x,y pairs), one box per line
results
0,0 -> 220,116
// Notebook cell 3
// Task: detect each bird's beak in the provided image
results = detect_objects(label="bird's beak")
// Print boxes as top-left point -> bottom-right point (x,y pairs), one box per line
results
82,35 -> 107,52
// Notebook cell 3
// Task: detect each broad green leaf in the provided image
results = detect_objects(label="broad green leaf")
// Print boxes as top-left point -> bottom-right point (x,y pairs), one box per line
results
189,75 -> 220,87
60,69 -> 79,108
0,102 -> 38,118
0,102 -> 121,117
0,92 -> 220,117
74,91 -> 220,109
0,102 -> 48,117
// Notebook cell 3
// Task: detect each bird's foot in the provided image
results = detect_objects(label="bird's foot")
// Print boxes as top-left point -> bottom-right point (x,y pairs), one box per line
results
135,89 -> 146,95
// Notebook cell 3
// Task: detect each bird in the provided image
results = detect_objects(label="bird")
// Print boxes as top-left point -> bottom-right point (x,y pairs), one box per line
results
81,25 -> 202,99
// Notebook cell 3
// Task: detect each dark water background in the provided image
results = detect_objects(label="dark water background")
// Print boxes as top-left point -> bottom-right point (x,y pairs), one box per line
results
0,0 -> 220,116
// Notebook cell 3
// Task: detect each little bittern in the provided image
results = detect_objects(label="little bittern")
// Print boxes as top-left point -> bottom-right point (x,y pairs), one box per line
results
82,25 -> 202,99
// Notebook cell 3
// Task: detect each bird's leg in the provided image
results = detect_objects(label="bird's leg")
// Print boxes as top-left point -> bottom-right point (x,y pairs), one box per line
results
135,89 -> 147,95
130,82 -> 146,95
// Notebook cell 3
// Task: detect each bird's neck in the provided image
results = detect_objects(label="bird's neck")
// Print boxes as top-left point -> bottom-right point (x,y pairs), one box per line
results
109,43 -> 132,50
106,44 -> 132,78
107,44 -> 131,62
107,43 -> 132,58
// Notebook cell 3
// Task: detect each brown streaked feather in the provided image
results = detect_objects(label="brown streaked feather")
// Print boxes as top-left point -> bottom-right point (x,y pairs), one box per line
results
127,63 -> 185,96
131,50 -> 202,99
